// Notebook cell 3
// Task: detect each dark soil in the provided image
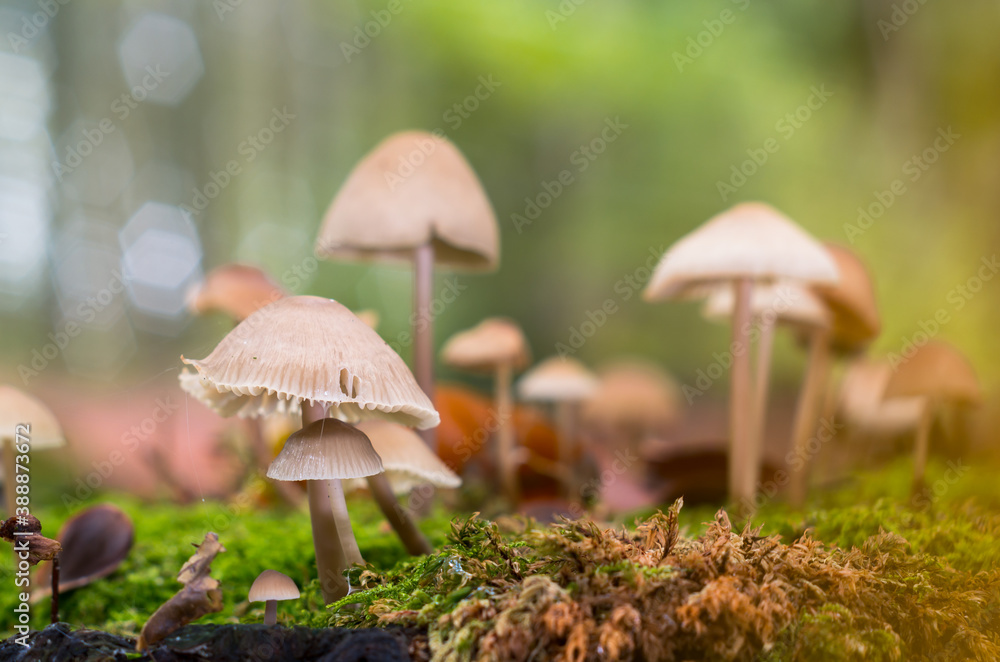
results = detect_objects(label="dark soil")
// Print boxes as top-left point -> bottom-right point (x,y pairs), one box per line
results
0,623 -> 427,662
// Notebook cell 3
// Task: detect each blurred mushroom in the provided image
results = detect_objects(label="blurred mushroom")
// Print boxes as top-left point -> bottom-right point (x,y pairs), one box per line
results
581,360 -> 680,446
33,504 -> 134,599
349,420 -> 461,555
644,202 -> 838,508
180,295 -> 438,603
441,318 -> 530,503
0,386 -> 65,516
702,282 -> 830,506
187,263 -> 288,322
883,341 -> 981,491
249,570 -> 300,625
517,357 -> 600,498
316,131 -> 499,451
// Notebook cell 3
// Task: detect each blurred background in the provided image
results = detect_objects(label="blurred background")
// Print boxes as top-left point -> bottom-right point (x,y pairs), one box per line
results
0,0 -> 998,500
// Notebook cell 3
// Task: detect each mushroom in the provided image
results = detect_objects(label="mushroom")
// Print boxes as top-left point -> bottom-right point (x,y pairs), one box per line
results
787,243 -> 881,506
187,263 -> 288,322
838,358 -> 924,444
701,282 -> 830,508
516,357 -> 600,499
179,295 -> 438,603
581,360 -> 680,446
249,569 -> 300,625
883,341 -> 981,492
348,420 -> 461,556
643,202 -> 838,507
441,318 -> 530,503
316,131 -> 500,451
0,386 -> 65,517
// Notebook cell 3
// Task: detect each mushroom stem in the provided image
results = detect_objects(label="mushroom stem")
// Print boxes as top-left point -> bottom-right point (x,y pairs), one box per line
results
301,403 -> 354,604
788,328 -> 832,508
729,277 -> 754,510
367,473 -> 432,556
495,360 -> 519,504
413,242 -> 436,451
2,437 -> 15,517
911,397 -> 935,494
328,479 -> 363,566
554,401 -> 576,499
51,553 -> 59,624
263,599 -> 277,626
742,313 -> 776,514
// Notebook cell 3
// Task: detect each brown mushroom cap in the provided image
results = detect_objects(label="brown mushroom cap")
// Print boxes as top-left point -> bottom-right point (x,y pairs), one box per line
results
187,263 -> 288,321
316,131 -> 499,271
248,569 -> 300,602
346,420 -> 461,494
441,317 -> 531,373
811,243 -> 880,352
581,360 -> 680,433
266,418 -> 383,482
180,296 -> 439,428
517,357 -> 600,402
701,281 -> 830,331
883,341 -> 982,405
643,202 -> 839,301
0,385 -> 64,449
838,358 -> 924,435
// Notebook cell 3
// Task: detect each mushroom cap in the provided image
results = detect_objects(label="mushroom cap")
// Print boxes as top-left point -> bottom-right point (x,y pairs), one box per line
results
0,386 -> 64,449
441,317 -> 531,373
353,309 -> 380,330
581,360 -> 680,433
345,420 -> 461,494
883,341 -> 981,405
643,202 -> 839,301
248,569 -> 300,602
701,281 -> 830,330
180,296 -> 439,429
187,263 -> 288,321
517,357 -> 600,403
810,243 -> 881,352
316,131 -> 499,271
838,358 -> 924,435
266,418 -> 383,481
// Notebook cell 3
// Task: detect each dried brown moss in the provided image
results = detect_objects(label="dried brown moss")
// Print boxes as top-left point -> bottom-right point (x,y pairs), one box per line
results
332,500 -> 1000,661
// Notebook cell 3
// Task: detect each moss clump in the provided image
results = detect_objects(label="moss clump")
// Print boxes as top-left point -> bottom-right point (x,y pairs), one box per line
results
329,499 -> 1000,661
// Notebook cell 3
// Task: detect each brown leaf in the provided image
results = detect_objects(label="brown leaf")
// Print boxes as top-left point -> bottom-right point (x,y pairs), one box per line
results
136,532 -> 226,651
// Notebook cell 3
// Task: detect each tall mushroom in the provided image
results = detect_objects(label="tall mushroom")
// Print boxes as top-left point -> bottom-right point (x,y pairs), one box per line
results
883,341 -> 981,492
787,243 -> 881,506
179,295 -> 438,603
643,202 -> 838,508
516,357 -> 600,499
349,420 -> 461,556
441,318 -> 531,504
0,386 -> 65,517
701,282 -> 830,507
315,131 -> 499,451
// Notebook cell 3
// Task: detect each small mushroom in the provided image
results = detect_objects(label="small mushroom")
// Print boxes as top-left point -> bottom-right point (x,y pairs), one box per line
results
581,360 -> 680,445
249,569 -> 300,625
316,131 -> 500,452
441,318 -> 530,504
643,202 -> 838,509
516,357 -> 600,499
187,263 -> 288,322
349,420 -> 461,556
0,386 -> 65,517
